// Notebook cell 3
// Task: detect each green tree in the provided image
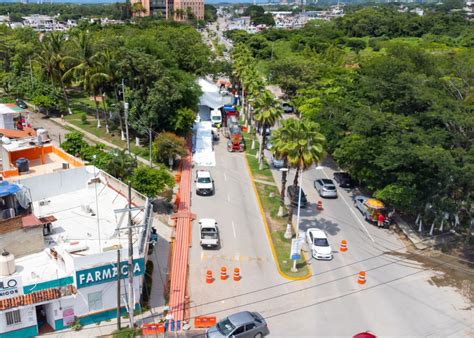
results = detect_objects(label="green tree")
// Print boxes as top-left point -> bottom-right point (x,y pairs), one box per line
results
105,149 -> 137,180
253,90 -> 282,170
130,166 -> 175,197
153,132 -> 186,164
60,132 -> 88,157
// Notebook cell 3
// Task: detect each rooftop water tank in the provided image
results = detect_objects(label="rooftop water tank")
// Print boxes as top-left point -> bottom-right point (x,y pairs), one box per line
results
0,250 -> 15,276
16,158 -> 29,173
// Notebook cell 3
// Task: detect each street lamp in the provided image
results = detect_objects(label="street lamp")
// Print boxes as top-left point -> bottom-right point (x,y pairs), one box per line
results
290,168 -> 304,272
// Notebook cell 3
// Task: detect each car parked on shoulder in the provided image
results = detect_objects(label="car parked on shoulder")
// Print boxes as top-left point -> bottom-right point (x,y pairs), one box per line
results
314,178 -> 338,198
271,155 -> 284,168
195,170 -> 214,196
306,228 -> 333,260
287,185 -> 308,208
206,311 -> 269,338
281,102 -> 294,114
333,172 -> 355,188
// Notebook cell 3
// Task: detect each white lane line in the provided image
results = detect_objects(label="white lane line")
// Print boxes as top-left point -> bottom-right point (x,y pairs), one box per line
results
319,168 -> 376,243
232,221 -> 237,238
224,173 -> 227,181
227,194 -> 230,203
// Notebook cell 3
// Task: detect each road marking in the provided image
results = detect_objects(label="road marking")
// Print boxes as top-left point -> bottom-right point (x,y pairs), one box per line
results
200,252 -> 206,261
232,221 -> 237,238
319,168 -> 376,243
227,194 -> 230,203
224,173 -> 227,181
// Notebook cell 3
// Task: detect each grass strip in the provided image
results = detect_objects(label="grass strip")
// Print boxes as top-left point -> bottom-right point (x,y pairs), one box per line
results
243,131 -> 310,279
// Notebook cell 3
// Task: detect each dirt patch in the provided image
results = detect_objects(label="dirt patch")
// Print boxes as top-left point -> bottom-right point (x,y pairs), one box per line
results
388,232 -> 474,305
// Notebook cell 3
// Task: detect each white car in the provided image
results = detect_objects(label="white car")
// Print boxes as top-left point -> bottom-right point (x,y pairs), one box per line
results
195,170 -> 214,196
306,228 -> 333,260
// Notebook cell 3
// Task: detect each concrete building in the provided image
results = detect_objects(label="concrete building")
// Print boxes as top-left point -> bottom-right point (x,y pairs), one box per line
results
131,0 -> 202,20
0,151 -> 154,336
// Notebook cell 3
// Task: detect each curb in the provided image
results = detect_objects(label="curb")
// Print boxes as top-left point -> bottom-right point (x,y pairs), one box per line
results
244,151 -> 312,281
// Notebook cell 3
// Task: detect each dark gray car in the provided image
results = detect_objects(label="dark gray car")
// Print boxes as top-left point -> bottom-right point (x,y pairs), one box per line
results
206,311 -> 269,338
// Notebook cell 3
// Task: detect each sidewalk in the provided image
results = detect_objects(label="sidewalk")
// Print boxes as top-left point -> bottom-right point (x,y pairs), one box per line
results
50,118 -> 152,167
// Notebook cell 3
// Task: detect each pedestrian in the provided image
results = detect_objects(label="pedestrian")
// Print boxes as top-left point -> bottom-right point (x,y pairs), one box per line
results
377,213 -> 385,228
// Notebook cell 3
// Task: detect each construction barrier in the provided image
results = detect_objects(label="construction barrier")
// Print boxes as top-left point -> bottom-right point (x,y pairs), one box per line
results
220,267 -> 227,280
194,316 -> 217,328
317,201 -> 323,210
358,271 -> 366,285
206,270 -> 213,284
233,267 -> 240,281
142,323 -> 166,334
340,240 -> 348,252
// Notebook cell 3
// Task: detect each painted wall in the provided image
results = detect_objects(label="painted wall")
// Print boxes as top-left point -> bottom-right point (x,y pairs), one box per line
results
13,166 -> 94,201
44,302 -> 55,329
0,306 -> 37,336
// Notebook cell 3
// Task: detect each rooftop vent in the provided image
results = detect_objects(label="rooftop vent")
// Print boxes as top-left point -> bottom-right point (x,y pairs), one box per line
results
0,250 -> 15,276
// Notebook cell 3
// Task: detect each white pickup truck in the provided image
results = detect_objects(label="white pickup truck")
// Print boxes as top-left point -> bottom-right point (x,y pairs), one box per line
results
195,170 -> 215,196
199,218 -> 220,249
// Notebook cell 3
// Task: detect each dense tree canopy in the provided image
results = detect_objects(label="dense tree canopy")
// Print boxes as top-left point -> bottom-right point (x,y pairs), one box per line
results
227,6 -> 473,227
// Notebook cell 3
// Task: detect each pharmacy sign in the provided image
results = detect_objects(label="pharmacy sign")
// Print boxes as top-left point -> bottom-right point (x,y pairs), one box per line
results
76,258 -> 145,288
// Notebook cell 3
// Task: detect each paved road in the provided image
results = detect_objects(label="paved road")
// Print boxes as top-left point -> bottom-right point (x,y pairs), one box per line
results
188,107 -> 285,325
262,149 -> 473,336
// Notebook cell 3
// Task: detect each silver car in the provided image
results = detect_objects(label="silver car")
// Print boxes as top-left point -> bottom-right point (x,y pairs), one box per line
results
314,178 -> 338,198
206,311 -> 269,338
271,155 -> 284,168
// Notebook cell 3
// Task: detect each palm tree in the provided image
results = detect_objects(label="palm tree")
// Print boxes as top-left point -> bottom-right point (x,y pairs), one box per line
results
36,32 -> 72,114
273,118 -> 325,239
270,127 -> 291,217
253,90 -> 282,170
63,32 -> 109,128
231,45 -> 253,124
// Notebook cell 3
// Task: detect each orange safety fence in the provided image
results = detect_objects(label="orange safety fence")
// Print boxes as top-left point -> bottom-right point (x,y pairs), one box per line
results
194,316 -> 217,328
142,322 -> 165,334
167,138 -> 193,331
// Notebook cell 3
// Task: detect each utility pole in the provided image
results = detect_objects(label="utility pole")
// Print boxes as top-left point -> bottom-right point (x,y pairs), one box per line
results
122,79 -> 131,154
149,123 -> 152,168
116,249 -> 121,331
127,182 -> 134,330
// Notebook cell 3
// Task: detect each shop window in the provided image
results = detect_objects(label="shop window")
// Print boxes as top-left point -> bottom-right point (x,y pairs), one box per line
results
5,310 -> 21,326
88,291 -> 103,312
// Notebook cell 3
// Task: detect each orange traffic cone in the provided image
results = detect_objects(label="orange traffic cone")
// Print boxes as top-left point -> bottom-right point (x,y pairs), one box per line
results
220,267 -> 227,281
357,271 -> 366,285
206,270 -> 213,284
340,240 -> 348,252
317,201 -> 323,210
233,268 -> 240,281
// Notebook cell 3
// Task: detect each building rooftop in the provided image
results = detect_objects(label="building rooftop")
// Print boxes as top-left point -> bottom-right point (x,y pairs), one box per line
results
5,166 -> 146,291
33,176 -> 142,256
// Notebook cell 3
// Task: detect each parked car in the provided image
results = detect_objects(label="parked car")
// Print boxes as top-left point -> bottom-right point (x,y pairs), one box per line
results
306,228 -> 333,260
265,136 -> 272,150
287,185 -> 308,208
195,170 -> 215,196
333,172 -> 355,188
15,98 -> 27,109
281,102 -> 294,114
271,155 -> 284,168
314,179 -> 338,198
206,311 -> 269,338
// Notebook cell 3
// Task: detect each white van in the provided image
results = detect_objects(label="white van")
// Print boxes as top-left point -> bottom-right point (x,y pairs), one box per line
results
210,109 -> 222,127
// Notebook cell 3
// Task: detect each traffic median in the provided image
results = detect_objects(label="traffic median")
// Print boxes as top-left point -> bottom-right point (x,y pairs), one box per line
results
243,133 -> 311,280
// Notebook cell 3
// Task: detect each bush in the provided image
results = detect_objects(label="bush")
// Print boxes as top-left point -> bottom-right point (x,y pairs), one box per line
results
81,113 -> 89,125
60,132 -> 88,157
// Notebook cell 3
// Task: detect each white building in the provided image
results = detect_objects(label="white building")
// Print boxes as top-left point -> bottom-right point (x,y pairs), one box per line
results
0,165 -> 154,337
22,15 -> 66,32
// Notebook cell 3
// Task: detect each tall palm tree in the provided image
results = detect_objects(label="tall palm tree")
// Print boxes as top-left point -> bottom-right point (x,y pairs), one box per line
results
63,32 -> 108,128
273,118 -> 325,238
253,90 -> 282,170
36,32 -> 72,114
231,44 -> 253,123
270,127 -> 291,217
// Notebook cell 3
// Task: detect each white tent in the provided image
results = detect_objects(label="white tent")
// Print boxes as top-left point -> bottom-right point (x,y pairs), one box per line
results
198,78 -> 231,109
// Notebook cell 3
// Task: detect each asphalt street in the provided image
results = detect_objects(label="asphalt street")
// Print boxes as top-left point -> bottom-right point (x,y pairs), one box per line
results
262,145 -> 472,336
188,104 -> 286,327
193,22 -> 472,336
